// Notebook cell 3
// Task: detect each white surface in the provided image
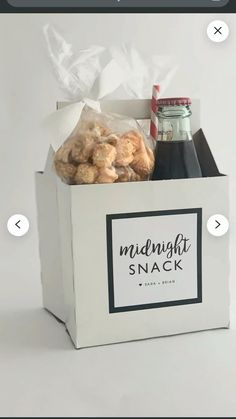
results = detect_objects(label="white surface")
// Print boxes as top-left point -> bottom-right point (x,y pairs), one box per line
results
1,305 -> 236,418
0,12 -> 236,417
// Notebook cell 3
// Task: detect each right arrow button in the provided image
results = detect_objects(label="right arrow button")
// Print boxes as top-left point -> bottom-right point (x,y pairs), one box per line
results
215,220 -> 221,229
207,214 -> 229,237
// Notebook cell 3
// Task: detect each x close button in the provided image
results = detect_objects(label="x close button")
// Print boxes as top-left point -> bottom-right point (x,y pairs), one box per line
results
207,214 -> 229,237
207,20 -> 229,43
7,214 -> 30,237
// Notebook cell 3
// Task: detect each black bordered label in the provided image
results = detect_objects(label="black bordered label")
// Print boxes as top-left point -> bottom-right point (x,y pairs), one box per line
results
107,208 -> 202,313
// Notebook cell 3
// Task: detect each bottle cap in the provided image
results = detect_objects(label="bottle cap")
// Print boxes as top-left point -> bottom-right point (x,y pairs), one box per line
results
157,98 -> 192,106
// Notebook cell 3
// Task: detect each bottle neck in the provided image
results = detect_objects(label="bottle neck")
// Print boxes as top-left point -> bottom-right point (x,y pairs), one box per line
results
157,105 -> 192,142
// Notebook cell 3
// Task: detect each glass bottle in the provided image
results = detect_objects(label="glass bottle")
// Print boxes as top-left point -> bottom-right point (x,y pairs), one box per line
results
152,98 -> 202,180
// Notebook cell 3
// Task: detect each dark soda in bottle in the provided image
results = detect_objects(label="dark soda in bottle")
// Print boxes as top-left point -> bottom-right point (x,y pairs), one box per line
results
152,98 -> 202,180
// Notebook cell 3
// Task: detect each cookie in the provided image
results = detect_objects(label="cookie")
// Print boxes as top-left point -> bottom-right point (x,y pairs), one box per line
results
96,167 -> 118,184
93,143 -> 117,168
74,163 -> 98,185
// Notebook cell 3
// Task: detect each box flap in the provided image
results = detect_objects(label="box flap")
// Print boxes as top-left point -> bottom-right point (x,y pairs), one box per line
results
35,168 -> 66,323
193,129 -> 221,177
44,146 -> 55,174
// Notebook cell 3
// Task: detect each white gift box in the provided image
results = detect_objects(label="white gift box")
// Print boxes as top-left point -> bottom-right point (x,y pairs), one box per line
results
35,99 -> 230,349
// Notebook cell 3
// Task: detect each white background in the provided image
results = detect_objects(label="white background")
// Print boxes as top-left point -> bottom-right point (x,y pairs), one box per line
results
0,13 -> 236,417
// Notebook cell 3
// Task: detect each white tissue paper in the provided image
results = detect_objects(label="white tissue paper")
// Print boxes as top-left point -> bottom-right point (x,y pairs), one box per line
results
43,24 -> 177,149
44,24 -> 177,101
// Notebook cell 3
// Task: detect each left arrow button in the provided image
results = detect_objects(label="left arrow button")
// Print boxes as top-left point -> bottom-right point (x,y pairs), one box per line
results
15,220 -> 21,229
7,215 -> 29,237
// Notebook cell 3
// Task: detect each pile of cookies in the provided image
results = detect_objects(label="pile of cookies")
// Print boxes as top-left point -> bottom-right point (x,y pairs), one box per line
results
54,119 -> 154,185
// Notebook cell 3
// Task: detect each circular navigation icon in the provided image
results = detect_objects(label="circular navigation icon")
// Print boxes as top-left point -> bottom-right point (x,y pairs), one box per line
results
207,20 -> 229,43
7,214 -> 30,237
207,214 -> 229,237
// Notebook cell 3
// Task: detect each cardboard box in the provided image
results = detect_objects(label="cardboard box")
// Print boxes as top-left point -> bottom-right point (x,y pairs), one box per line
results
35,99 -> 230,349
